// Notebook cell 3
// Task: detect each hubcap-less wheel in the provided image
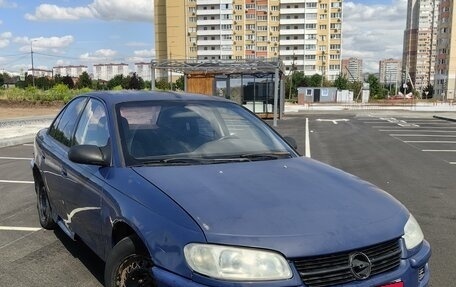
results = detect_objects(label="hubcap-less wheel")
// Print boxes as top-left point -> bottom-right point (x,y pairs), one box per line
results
116,255 -> 154,287
36,181 -> 55,229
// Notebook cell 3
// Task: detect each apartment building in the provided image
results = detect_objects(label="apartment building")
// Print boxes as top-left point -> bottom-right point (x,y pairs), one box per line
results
135,62 -> 152,81
379,58 -> 401,85
93,63 -> 129,81
402,0 -> 439,91
154,0 -> 342,80
53,65 -> 88,78
341,57 -> 362,81
27,68 -> 52,78
434,0 -> 455,100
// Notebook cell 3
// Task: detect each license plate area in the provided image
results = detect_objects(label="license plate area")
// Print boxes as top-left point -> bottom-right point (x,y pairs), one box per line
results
378,282 -> 403,287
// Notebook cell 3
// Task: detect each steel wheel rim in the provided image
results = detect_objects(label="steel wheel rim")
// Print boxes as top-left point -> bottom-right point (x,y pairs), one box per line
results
116,255 -> 154,287
38,185 -> 50,222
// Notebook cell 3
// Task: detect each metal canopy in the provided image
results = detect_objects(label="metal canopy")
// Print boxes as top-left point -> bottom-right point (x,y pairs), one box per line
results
149,58 -> 284,126
150,59 -> 284,75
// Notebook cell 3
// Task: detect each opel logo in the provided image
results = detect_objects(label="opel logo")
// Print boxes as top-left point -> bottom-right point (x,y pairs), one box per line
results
349,252 -> 372,280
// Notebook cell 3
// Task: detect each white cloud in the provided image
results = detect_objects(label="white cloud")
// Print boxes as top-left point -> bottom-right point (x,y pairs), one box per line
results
0,31 -> 12,48
134,49 -> 154,58
0,0 -> 17,8
14,35 -> 74,53
25,4 -> 93,21
342,0 -> 407,73
80,49 -> 118,62
25,0 -> 153,22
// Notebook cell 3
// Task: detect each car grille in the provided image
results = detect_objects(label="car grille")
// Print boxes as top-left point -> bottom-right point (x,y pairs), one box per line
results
293,239 -> 402,287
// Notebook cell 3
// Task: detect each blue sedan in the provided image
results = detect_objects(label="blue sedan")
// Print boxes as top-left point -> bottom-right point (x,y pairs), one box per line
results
31,91 -> 430,287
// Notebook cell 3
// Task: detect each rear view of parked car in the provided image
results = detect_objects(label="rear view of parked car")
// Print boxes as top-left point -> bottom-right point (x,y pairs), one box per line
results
32,91 -> 430,287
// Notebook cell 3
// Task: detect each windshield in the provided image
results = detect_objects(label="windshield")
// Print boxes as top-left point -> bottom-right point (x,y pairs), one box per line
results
117,100 -> 296,166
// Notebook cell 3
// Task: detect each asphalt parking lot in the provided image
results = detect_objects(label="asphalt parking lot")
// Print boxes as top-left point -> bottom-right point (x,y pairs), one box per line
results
0,110 -> 454,286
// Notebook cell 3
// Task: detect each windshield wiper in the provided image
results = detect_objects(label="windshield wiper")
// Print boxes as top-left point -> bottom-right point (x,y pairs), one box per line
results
239,151 -> 292,161
139,157 -> 249,166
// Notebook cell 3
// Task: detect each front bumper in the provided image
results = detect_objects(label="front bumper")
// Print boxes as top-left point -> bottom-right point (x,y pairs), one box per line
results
151,240 -> 431,287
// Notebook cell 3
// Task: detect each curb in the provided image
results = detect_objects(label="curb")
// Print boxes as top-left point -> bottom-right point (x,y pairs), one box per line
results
433,115 -> 456,122
0,135 -> 35,148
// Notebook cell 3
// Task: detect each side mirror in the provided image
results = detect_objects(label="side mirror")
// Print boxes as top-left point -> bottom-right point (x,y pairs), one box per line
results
68,145 -> 110,166
283,136 -> 298,150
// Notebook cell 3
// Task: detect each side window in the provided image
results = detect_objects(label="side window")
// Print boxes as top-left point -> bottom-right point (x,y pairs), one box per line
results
52,97 -> 87,147
74,99 -> 109,147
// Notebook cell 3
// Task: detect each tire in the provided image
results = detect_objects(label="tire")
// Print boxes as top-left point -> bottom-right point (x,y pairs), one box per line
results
104,236 -> 155,287
35,179 -> 56,230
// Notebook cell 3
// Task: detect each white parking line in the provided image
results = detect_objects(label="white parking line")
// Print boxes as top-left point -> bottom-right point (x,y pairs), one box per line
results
305,118 -> 311,158
404,141 -> 456,143
380,130 -> 456,133
0,156 -> 32,160
390,134 -> 456,138
422,150 -> 456,152
373,126 -> 456,129
22,144 -> 34,146
450,162 -> 456,165
0,226 -> 42,232
0,180 -> 34,184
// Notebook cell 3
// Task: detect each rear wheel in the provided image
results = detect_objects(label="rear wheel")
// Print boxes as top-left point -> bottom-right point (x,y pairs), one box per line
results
35,179 -> 56,230
104,236 -> 155,287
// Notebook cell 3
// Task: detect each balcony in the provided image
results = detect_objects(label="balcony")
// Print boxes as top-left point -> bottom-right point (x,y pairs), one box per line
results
197,40 -> 221,46
280,39 -> 304,45
197,29 -> 221,36
280,8 -> 304,14
198,50 -> 222,56
280,29 -> 305,35
198,0 -> 231,4
197,9 -> 221,16
197,19 -> 220,25
280,18 -> 305,25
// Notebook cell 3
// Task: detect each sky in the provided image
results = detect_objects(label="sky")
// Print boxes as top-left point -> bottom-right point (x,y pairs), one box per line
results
0,0 -> 407,75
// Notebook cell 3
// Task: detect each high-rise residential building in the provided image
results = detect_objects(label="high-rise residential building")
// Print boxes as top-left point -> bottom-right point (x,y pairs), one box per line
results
135,62 -> 152,81
93,63 -> 129,81
154,0 -> 342,81
27,68 -> 53,78
402,0 -> 439,91
53,65 -> 88,78
379,58 -> 401,86
434,0 -> 455,100
341,57 -> 362,81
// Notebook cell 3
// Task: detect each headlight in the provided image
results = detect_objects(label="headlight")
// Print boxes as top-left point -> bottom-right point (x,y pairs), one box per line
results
402,214 -> 424,250
184,243 -> 292,281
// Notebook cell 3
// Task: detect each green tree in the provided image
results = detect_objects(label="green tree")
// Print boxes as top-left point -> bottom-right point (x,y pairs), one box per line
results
334,74 -> 349,90
348,81 -> 363,101
78,72 -> 92,89
62,75 -> 75,89
35,76 -> 54,90
129,73 -> 141,90
309,74 -> 323,87
0,73 -> 4,88
367,74 -> 383,99
108,75 -> 124,90
175,75 -> 185,91
155,79 -> 171,90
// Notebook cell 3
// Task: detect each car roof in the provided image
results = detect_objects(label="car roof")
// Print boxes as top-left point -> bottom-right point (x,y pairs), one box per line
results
77,90 -> 231,106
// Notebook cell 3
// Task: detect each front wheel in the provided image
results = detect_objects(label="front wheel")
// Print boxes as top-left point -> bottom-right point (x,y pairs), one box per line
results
35,179 -> 56,230
104,236 -> 155,287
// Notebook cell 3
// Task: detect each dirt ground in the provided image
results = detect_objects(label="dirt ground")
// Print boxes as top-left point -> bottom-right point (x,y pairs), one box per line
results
0,101 -> 62,119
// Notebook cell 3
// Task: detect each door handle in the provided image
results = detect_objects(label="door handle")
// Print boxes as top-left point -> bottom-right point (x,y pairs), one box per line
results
61,167 -> 67,177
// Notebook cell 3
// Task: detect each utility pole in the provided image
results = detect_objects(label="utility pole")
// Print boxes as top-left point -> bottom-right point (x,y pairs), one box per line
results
30,40 -> 36,87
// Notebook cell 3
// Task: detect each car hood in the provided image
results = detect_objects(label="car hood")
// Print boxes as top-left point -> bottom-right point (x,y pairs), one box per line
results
133,157 -> 408,257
